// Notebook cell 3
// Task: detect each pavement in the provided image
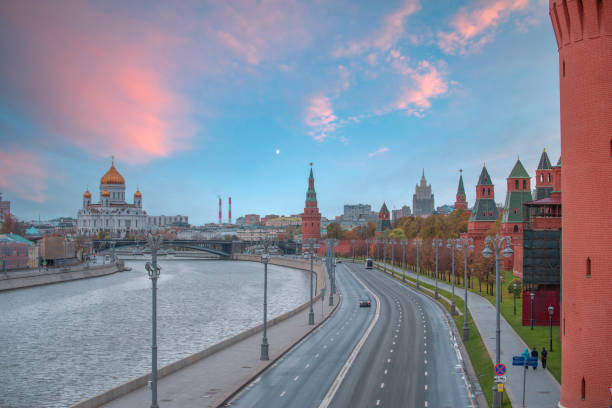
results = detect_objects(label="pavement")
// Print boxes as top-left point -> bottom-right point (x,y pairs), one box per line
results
103,266 -> 335,408
331,263 -> 477,408
377,261 -> 561,408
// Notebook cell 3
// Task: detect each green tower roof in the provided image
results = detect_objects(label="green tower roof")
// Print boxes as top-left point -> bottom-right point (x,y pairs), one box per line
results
508,159 -> 530,179
477,165 -> 493,186
537,150 -> 552,170
457,172 -> 465,195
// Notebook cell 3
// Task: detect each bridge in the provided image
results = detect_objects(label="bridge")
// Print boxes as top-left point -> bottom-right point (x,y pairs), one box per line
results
92,240 -> 238,258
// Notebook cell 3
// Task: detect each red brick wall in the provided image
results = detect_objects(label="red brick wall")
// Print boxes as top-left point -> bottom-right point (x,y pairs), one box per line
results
550,1 -> 612,406
522,288 -> 560,326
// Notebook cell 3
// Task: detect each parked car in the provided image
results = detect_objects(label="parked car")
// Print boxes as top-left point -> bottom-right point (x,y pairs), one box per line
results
359,297 -> 371,307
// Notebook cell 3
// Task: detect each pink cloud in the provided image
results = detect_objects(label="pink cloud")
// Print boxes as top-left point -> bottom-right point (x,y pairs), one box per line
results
438,0 -> 530,55
335,0 -> 421,57
395,62 -> 448,116
0,148 -> 49,202
368,147 -> 391,157
304,96 -> 338,142
1,1 -> 192,164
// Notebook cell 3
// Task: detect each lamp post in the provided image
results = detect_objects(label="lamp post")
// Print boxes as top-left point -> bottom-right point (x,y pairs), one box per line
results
330,239 -> 338,306
414,238 -> 423,289
260,242 -> 271,360
366,239 -> 370,259
482,235 -> 513,408
376,240 -> 380,261
351,239 -> 355,263
382,239 -> 388,274
390,239 -> 396,277
401,239 -> 408,282
530,291 -> 535,330
512,282 -> 518,316
432,239 -> 443,299
307,239 -> 317,325
456,237 -> 474,341
145,234 -> 163,408
447,238 -> 458,315
548,305 -> 554,351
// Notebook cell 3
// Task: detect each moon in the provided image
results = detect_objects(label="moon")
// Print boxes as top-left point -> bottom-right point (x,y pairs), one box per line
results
275,149 -> 280,155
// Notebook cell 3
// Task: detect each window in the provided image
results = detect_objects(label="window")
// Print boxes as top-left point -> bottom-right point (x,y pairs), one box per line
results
515,180 -> 519,189
489,211 -> 493,216
586,257 -> 591,277
581,378 -> 585,400
562,60 -> 565,77
482,188 -> 485,195
523,180 -> 527,189
514,208 -> 518,214
547,173 -> 551,182
513,225 -> 518,233
487,188 -> 491,196
540,174 -> 544,182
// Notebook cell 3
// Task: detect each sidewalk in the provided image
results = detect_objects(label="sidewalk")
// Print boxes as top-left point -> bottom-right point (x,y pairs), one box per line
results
83,267 -> 335,408
378,262 -> 561,408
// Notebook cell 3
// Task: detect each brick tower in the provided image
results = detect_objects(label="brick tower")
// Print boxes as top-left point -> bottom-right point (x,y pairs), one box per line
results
466,165 -> 498,250
301,163 -> 321,241
535,149 -> 554,199
454,169 -> 468,211
376,202 -> 391,235
501,158 -> 532,274
549,1 -> 612,406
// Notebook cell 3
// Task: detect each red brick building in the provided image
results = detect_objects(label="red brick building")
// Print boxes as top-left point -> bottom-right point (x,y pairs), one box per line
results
550,0 -> 612,405
301,163 -> 321,242
464,165 -> 498,250
454,170 -> 468,211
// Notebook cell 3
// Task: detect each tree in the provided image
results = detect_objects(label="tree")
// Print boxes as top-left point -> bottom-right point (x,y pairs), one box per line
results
0,214 -> 25,235
326,222 -> 344,239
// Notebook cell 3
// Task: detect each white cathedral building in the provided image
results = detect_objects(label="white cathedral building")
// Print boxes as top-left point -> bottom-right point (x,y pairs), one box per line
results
77,161 -> 188,237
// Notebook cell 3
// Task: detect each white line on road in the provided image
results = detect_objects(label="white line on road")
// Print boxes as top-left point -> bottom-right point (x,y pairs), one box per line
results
306,363 -> 310,368
315,353 -> 319,358
384,369 -> 388,375
380,383 -> 385,389
425,384 -> 428,390
387,358 -> 391,363
280,391 -> 286,397
425,371 -> 428,376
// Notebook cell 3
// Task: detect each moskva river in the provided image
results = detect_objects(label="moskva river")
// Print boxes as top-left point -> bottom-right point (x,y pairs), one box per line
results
0,259 -> 310,408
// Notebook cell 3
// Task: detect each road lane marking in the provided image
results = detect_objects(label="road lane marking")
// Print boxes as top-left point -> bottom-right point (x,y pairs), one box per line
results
380,383 -> 385,389
425,359 -> 427,364
280,391 -> 286,397
425,384 -> 428,390
294,376 -> 300,381
376,400 -> 380,406
384,369 -> 387,375
387,358 -> 391,363
315,353 -> 319,358
425,401 -> 428,407
425,371 -> 428,376
306,364 -> 310,368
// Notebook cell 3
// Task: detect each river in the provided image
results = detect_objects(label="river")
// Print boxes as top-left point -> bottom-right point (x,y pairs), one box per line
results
0,259 -> 310,408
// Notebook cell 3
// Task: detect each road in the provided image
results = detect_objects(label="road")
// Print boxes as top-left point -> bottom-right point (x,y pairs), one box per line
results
330,263 -> 475,408
228,263 -> 374,408
228,262 -> 475,408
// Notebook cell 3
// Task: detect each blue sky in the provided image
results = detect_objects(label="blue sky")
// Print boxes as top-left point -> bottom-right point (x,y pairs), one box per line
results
0,0 -> 560,224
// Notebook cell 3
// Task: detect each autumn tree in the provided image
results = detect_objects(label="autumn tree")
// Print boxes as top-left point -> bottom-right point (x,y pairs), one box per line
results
326,222 -> 344,239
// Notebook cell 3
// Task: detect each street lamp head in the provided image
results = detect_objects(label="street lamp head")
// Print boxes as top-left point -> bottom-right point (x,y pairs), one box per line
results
482,245 -> 493,258
513,282 -> 517,289
469,243 -> 475,251
261,253 -> 271,264
548,305 -> 554,316
530,291 -> 535,300
502,245 -> 514,258
145,261 -> 160,279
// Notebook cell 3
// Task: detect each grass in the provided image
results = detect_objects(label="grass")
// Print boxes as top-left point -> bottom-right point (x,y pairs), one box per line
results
374,264 -> 511,407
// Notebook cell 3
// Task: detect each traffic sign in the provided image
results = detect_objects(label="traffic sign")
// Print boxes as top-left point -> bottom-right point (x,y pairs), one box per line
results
527,357 -> 539,367
512,356 -> 525,366
497,383 -> 504,392
494,363 -> 507,376
494,375 -> 507,382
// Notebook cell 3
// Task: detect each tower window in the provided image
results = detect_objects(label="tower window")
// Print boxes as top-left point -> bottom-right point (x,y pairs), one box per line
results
586,257 -> 591,277
513,225 -> 518,232
523,180 -> 527,189
482,188 -> 485,195
515,180 -> 519,189
562,60 -> 565,77
581,377 -> 585,400
547,173 -> 551,182
514,208 -> 518,214
487,188 -> 491,196
489,211 -> 493,216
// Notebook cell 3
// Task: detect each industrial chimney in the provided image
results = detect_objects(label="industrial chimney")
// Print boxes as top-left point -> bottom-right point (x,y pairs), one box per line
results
229,197 -> 232,225
218,196 -> 222,225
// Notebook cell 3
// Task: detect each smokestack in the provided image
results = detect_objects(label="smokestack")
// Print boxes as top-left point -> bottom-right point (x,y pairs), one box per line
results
218,197 -> 222,225
229,197 -> 232,224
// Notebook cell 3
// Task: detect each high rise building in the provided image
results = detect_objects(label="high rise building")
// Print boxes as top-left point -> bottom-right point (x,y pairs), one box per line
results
343,204 -> 372,220
454,170 -> 468,211
391,205 -> 412,222
301,163 -> 321,241
412,170 -> 434,217
550,1 -> 612,405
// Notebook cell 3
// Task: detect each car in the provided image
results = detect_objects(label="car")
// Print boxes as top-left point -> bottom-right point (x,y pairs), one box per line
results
359,297 -> 371,307
365,258 -> 373,269
337,260 -> 342,263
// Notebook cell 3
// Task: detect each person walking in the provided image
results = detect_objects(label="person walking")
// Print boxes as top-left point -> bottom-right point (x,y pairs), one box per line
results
541,347 -> 548,369
531,346 -> 539,370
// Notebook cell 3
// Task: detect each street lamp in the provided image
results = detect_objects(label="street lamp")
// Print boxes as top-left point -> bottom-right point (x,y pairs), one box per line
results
447,238 -> 458,315
260,242 -> 271,360
366,239 -> 370,259
145,233 -> 163,408
351,239 -> 356,263
512,282 -> 518,316
530,291 -> 535,330
390,239 -> 396,278
457,237 -> 474,341
307,239 -> 317,325
414,238 -> 423,289
401,240 -> 408,282
381,239 -> 387,274
330,239 -> 338,306
432,239 -> 443,299
482,235 -> 513,408
548,305 -> 554,351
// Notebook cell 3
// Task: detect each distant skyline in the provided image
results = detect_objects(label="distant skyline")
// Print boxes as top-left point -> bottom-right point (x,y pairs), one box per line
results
0,0 -> 560,225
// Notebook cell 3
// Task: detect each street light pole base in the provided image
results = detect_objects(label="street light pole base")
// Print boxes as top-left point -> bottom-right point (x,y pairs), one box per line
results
463,326 -> 469,341
260,342 -> 269,361
308,310 -> 315,325
435,289 -> 439,299
451,304 -> 456,315
493,389 -> 503,408
328,295 -> 334,306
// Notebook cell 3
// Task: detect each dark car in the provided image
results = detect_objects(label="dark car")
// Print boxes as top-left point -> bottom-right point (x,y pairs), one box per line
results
337,260 -> 342,263
359,297 -> 371,307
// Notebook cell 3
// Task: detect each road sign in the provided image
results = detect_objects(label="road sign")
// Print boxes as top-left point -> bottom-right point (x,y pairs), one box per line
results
321,288 -> 326,298
497,383 -> 504,392
512,356 -> 525,366
527,357 -> 538,367
494,363 -> 507,376
494,375 -> 507,382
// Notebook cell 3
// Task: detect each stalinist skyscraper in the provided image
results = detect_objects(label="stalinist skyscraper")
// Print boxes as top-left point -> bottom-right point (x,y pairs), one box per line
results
412,170 -> 434,217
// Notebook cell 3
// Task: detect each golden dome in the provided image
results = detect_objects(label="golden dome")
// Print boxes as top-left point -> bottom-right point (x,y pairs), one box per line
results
101,189 -> 110,197
83,189 -> 91,198
100,162 -> 125,185
134,190 -> 142,198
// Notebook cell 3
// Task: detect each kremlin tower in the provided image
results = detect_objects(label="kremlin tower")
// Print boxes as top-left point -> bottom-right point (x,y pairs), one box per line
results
376,202 -> 391,235
550,0 -> 612,406
301,163 -> 321,241
535,149 -> 554,200
466,165 -> 498,250
454,169 -> 468,211
501,158 -> 532,274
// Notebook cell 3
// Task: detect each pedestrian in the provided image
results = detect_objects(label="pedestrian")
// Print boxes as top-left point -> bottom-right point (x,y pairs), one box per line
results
541,347 -> 548,369
531,346 -> 539,370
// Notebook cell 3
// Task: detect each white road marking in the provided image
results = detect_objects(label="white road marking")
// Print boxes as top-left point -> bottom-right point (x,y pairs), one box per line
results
315,353 -> 319,358
387,358 -> 391,363
424,350 -> 427,354
380,383 -> 385,389
294,376 -> 300,381
425,384 -> 428,390
425,359 -> 428,364
390,349 -> 394,353
376,400 -> 380,406
425,401 -> 428,407
280,391 -> 286,397
384,369 -> 388,375
425,371 -> 428,376
306,364 -> 310,368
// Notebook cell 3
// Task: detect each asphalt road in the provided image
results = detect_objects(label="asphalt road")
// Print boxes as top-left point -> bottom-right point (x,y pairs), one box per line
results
330,263 -> 475,408
228,264 -> 374,408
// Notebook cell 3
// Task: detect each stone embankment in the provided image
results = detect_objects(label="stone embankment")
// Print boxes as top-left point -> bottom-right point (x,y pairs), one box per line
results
0,261 -> 123,292
71,256 -> 327,408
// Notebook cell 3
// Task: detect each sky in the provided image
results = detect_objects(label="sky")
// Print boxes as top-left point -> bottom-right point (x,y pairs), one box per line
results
0,0 -> 561,225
